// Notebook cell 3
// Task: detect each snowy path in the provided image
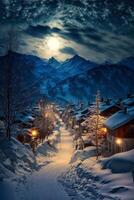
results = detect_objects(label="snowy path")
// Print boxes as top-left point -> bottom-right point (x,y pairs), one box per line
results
0,122 -> 128,200
16,123 -> 74,200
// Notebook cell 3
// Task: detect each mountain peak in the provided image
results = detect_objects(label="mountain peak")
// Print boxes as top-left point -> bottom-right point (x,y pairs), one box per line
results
48,57 -> 60,68
49,56 -> 58,62
63,55 -> 87,65
72,54 -> 86,61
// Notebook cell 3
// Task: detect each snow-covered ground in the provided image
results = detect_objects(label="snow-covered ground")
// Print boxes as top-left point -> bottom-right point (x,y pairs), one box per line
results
0,123 -> 61,182
0,137 -> 36,181
35,129 -> 61,167
59,147 -> 134,200
0,122 -> 74,200
0,120 -> 134,200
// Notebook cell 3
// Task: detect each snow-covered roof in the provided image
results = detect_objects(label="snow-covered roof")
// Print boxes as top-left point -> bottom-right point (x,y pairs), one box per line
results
122,97 -> 134,106
74,107 -> 89,121
99,102 -> 119,113
104,106 -> 134,130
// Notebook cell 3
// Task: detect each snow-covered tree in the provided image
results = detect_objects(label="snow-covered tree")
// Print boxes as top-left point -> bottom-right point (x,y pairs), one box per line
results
82,103 -> 106,142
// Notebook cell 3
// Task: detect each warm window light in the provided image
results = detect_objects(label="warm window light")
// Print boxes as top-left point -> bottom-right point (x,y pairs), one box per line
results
31,129 -> 38,138
116,138 -> 122,145
100,127 -> 107,136
101,127 -> 107,133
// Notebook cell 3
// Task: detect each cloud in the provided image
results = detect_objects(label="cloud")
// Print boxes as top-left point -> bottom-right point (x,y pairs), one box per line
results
59,47 -> 77,55
0,1 -> 134,34
0,0 -> 59,23
0,0 -> 134,63
25,25 -> 61,38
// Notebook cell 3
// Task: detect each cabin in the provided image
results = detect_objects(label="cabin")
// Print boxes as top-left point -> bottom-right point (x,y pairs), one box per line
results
104,106 -> 134,154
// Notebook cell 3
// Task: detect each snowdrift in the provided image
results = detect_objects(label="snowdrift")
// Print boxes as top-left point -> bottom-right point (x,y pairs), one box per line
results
0,128 -> 61,180
49,130 -> 61,147
35,130 -> 61,166
36,141 -> 56,157
70,146 -> 97,163
0,137 -> 36,180
36,130 -> 60,156
102,149 -> 134,173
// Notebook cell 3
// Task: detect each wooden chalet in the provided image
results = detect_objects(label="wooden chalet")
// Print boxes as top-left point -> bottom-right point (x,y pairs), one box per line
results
104,106 -> 134,153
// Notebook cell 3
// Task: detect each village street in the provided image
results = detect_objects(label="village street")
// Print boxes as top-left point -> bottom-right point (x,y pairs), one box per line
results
14,121 -> 74,200
0,113 -> 133,200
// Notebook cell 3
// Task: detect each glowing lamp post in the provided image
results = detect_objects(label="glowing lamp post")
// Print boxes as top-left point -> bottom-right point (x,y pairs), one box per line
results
116,138 -> 122,145
32,129 -> 38,138
115,138 -> 123,153
31,129 -> 39,152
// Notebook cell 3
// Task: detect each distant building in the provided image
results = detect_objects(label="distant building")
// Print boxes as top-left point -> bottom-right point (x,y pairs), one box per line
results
104,106 -> 134,153
122,96 -> 134,107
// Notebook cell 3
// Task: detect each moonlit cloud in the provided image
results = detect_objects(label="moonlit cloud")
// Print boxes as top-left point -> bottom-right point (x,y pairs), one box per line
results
0,1 -> 134,62
59,47 -> 77,55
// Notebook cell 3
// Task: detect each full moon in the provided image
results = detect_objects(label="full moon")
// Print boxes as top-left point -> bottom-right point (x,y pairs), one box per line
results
47,37 -> 60,51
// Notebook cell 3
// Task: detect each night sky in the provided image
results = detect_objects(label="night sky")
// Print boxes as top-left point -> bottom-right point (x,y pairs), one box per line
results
0,0 -> 134,62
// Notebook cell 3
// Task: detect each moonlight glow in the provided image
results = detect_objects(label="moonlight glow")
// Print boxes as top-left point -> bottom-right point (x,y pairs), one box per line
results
47,37 -> 60,51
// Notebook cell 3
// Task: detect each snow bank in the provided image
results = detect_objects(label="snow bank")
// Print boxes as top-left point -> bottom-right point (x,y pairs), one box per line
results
82,135 -> 92,146
36,141 -> 56,157
0,125 -> 61,180
60,154 -> 134,200
0,137 -> 36,180
35,130 -> 61,166
36,130 -> 60,156
59,159 -> 120,200
35,141 -> 56,167
70,146 -> 97,163
102,149 -> 134,173
0,163 -> 14,181
49,130 -> 61,147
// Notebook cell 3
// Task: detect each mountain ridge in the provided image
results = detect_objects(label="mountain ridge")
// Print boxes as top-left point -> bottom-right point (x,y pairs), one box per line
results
0,51 -> 134,105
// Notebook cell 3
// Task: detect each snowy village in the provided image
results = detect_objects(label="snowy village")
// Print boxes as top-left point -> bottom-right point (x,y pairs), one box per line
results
0,1 -> 134,200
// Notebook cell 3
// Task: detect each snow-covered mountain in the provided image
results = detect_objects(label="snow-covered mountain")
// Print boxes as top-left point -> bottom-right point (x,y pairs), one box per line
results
57,55 -> 97,80
48,64 -> 134,104
0,52 -> 134,106
0,52 -> 56,114
48,57 -> 61,69
41,55 -> 98,96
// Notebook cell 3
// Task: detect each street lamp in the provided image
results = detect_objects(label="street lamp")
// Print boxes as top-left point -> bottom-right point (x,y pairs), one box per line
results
116,138 -> 122,145
115,138 -> 123,153
31,129 -> 39,138
31,129 -> 39,152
